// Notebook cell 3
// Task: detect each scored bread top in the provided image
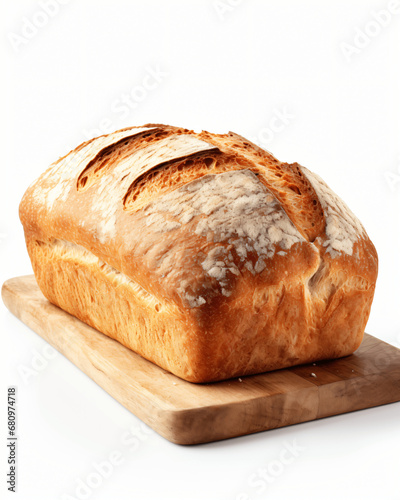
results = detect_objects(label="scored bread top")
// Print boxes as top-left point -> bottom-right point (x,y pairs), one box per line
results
20,124 -> 378,311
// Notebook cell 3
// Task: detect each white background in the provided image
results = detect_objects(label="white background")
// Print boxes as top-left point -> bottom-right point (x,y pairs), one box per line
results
1,0 -> 400,499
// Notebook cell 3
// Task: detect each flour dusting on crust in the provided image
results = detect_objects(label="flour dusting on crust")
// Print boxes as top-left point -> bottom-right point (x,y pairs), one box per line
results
90,135 -> 218,243
144,169 -> 306,302
30,127 -> 157,212
300,167 -> 366,257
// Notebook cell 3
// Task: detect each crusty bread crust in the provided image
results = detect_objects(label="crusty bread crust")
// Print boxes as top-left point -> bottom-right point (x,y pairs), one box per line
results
19,124 -> 378,382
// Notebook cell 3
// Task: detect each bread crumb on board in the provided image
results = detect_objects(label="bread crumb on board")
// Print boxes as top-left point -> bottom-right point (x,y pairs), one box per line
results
310,372 -> 317,378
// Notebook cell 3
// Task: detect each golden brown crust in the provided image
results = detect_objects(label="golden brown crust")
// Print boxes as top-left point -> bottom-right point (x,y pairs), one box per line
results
19,124 -> 378,382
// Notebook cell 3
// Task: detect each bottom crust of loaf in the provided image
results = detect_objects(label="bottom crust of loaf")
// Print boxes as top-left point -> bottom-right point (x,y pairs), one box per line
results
25,238 -> 374,383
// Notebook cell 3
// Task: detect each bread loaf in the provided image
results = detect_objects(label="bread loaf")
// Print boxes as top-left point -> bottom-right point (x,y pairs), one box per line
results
19,124 -> 378,382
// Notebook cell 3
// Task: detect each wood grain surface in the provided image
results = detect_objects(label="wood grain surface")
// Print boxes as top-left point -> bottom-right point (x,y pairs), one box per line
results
2,275 -> 400,445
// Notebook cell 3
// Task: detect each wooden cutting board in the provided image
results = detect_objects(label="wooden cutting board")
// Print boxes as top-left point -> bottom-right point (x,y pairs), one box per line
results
2,275 -> 400,445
